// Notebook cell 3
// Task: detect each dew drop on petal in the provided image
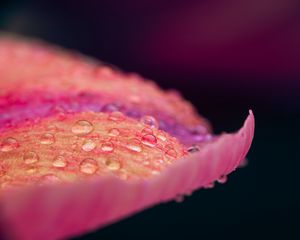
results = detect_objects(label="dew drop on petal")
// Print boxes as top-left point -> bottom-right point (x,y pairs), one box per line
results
40,174 -> 61,184
204,182 -> 215,189
174,194 -> 185,203
108,128 -> 120,136
140,115 -> 159,129
53,155 -> 67,168
0,137 -> 19,152
40,133 -> 55,145
217,175 -> 228,184
125,139 -> 142,152
187,145 -> 199,153
23,151 -> 39,164
80,158 -> 98,174
101,141 -> 114,152
105,158 -> 121,170
108,111 -> 125,122
141,134 -> 157,147
71,120 -> 94,136
82,139 -> 96,152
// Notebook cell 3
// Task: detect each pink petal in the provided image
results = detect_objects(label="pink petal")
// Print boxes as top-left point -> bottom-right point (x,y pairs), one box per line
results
0,111 -> 254,240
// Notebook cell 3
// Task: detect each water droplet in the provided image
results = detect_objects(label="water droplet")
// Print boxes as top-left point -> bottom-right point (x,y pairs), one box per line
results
157,133 -> 167,141
0,137 -> 19,152
47,125 -> 57,131
26,167 -> 37,174
108,128 -> 120,136
187,145 -> 199,153
72,120 -> 93,136
141,134 -> 157,147
204,182 -> 215,189
153,158 -> 164,167
174,194 -> 184,203
217,175 -> 227,184
101,141 -> 114,152
102,103 -> 119,112
40,133 -> 55,145
108,111 -> 125,121
151,170 -> 160,175
41,174 -> 60,183
140,115 -> 159,129
80,158 -> 98,174
165,148 -> 177,159
105,158 -> 121,170
82,139 -> 96,152
125,139 -> 142,152
23,151 -> 39,164
53,155 -> 67,168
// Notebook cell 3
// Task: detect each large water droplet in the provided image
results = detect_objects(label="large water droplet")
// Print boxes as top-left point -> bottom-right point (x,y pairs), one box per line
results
0,137 -> 19,152
140,115 -> 159,129
40,133 -> 55,145
108,128 -> 120,136
108,111 -> 125,122
82,139 -> 96,152
72,120 -> 93,136
101,141 -> 114,152
125,139 -> 142,152
23,151 -> 39,164
80,158 -> 98,174
105,158 -> 121,170
141,134 -> 157,147
53,155 -> 67,168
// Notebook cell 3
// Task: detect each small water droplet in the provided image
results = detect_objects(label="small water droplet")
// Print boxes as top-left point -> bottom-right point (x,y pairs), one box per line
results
108,128 -> 120,136
174,194 -> 184,203
41,174 -> 60,183
80,158 -> 98,174
102,103 -> 119,112
108,111 -> 125,121
187,145 -> 199,153
26,167 -> 37,174
47,125 -> 57,131
101,142 -> 114,152
0,137 -> 19,152
140,115 -> 159,129
125,139 -> 142,152
105,158 -> 121,170
217,175 -> 227,184
141,134 -> 157,147
165,148 -> 177,159
157,133 -> 167,141
23,151 -> 39,164
40,133 -> 55,145
204,182 -> 215,189
72,120 -> 93,136
53,155 -> 67,168
151,170 -> 160,175
82,139 -> 96,152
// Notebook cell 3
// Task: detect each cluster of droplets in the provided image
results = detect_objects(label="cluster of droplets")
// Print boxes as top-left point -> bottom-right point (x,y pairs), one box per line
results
0,111 -> 200,187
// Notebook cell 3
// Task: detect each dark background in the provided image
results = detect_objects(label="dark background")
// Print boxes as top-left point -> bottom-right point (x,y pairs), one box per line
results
0,1 -> 299,239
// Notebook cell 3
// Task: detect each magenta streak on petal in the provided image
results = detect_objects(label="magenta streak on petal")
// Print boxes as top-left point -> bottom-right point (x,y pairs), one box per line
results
0,91 -> 210,145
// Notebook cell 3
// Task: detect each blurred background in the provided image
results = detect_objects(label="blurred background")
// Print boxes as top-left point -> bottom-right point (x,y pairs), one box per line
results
0,0 -> 299,239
